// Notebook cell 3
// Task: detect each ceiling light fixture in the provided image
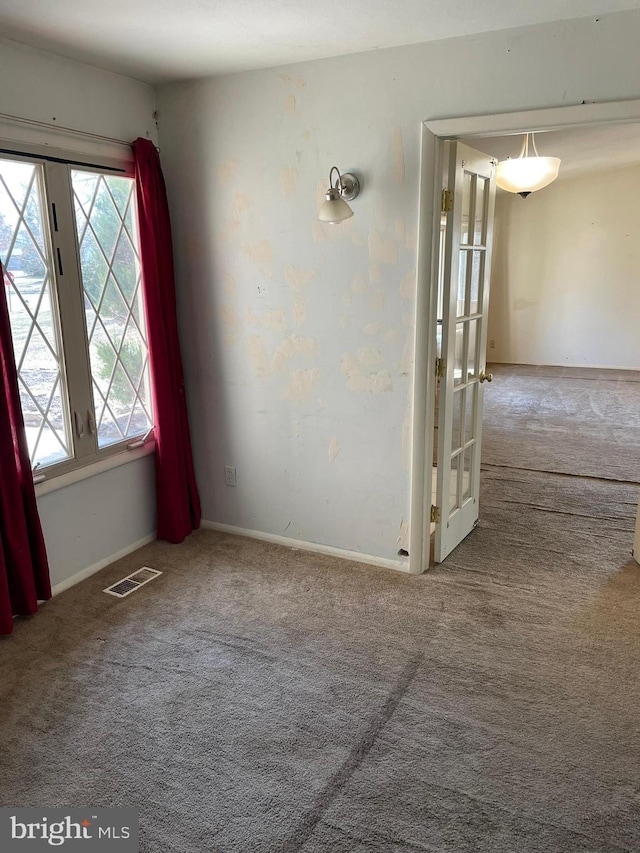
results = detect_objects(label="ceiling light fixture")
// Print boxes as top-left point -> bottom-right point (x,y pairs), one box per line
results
318,166 -> 360,224
495,133 -> 561,198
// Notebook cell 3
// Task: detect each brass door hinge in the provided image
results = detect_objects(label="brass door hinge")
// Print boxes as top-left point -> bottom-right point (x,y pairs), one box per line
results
430,505 -> 441,524
435,357 -> 446,378
441,189 -> 453,213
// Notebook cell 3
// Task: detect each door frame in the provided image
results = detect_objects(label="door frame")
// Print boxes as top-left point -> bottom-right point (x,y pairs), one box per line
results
408,98 -> 640,575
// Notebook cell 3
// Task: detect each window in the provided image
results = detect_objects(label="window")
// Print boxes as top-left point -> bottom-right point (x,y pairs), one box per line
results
0,150 -> 153,480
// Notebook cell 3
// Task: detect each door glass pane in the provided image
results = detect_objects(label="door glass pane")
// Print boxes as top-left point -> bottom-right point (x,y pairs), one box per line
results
72,171 -> 153,448
449,453 -> 460,512
457,250 -> 469,317
464,382 -> 477,444
462,446 -> 473,503
451,388 -> 463,454
469,250 -> 484,315
460,172 -> 472,245
454,322 -> 464,386
474,177 -> 487,245
467,319 -> 479,380
0,158 -> 71,468
436,215 -> 446,327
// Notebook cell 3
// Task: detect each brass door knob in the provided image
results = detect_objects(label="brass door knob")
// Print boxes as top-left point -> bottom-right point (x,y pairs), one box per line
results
479,371 -> 493,383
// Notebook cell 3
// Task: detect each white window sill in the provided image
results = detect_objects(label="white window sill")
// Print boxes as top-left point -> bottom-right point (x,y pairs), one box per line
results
35,442 -> 155,497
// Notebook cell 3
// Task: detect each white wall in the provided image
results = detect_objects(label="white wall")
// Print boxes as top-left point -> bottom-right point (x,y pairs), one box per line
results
0,37 -> 155,154
0,39 -> 159,587
488,164 -> 640,368
156,10 -> 640,562
38,456 -> 156,589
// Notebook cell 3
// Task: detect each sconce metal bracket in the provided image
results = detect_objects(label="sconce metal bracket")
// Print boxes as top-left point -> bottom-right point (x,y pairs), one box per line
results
339,172 -> 360,202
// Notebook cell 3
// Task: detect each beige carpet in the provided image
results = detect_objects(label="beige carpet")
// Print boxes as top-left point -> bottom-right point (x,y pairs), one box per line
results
483,364 -> 640,483
1,366 -> 639,852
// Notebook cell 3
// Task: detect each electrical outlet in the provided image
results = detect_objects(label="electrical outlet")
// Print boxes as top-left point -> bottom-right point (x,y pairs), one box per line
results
224,466 -> 237,487
489,339 -> 496,349
256,284 -> 268,298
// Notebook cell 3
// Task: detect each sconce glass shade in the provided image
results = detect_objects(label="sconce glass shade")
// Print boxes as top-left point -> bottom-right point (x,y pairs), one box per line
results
496,133 -> 561,197
318,188 -> 354,223
318,167 -> 360,223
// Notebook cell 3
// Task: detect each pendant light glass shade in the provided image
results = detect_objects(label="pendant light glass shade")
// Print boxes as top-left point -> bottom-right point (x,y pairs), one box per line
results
496,133 -> 561,197
318,166 -> 360,223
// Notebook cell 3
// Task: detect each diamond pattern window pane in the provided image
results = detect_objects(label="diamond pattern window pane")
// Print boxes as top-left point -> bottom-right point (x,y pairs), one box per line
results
71,171 -> 153,448
0,158 -> 71,468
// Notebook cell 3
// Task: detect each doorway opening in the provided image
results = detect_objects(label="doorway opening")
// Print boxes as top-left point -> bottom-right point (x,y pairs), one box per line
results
409,99 -> 640,575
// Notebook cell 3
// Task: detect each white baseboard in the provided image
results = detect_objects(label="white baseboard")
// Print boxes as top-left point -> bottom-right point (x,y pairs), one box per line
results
51,532 -> 157,596
200,520 -> 409,573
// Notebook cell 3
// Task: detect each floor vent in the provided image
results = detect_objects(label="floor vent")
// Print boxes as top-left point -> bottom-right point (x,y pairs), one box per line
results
104,566 -> 162,598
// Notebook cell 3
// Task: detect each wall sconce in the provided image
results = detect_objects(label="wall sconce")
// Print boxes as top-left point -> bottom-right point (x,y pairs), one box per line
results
318,166 -> 361,224
496,132 -> 561,198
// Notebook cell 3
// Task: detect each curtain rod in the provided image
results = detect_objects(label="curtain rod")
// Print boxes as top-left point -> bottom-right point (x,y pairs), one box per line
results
0,145 -> 125,173
0,111 -> 134,148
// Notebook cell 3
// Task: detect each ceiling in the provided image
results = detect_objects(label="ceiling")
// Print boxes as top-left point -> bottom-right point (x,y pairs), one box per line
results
466,122 -> 640,182
2,0 -> 640,83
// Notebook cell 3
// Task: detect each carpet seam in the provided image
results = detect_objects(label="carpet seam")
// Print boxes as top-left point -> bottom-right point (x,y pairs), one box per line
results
276,653 -> 424,853
482,463 -> 640,488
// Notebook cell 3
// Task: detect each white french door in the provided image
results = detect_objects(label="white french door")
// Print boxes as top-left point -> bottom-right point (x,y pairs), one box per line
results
434,141 -> 497,562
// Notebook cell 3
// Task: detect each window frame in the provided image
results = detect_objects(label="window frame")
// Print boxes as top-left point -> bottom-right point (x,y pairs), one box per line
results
0,140 -> 154,485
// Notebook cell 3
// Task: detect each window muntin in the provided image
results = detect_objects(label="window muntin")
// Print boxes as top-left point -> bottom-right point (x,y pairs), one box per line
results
0,158 -> 72,468
71,171 -> 152,448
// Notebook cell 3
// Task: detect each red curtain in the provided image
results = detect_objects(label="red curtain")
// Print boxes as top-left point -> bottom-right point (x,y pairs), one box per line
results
132,138 -> 201,543
0,262 -> 51,635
